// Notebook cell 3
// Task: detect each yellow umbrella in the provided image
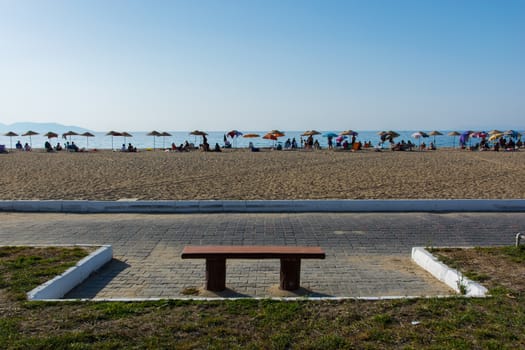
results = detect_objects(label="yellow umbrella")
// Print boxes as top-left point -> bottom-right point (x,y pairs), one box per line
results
488,133 -> 503,141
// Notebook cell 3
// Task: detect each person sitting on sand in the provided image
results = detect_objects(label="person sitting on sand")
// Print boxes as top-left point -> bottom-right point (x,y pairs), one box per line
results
70,142 -> 79,152
55,142 -> 63,151
249,141 -> 259,152
429,142 -> 436,150
24,142 -> 31,151
214,143 -> 222,152
44,141 -> 53,152
420,142 -> 426,151
16,140 -> 23,150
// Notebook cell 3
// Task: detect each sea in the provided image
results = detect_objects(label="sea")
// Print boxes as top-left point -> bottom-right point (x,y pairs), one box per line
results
0,130 -> 518,151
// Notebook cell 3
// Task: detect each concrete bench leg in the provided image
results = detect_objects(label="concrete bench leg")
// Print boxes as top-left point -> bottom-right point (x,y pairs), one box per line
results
280,258 -> 301,290
205,258 -> 226,291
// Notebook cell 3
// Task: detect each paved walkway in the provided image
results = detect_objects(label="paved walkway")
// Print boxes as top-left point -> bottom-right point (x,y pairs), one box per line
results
0,212 -> 523,299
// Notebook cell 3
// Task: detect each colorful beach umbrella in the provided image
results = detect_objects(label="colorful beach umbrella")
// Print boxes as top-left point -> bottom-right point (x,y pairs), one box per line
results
340,130 -> 357,136
411,131 -> 429,150
243,133 -> 260,138
302,130 -> 321,136
322,132 -> 338,138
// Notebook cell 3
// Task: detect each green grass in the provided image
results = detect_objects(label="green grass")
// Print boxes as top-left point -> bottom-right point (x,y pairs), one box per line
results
0,246 -> 524,348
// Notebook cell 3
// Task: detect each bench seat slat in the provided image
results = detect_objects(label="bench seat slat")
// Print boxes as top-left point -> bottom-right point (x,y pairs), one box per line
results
181,245 -> 325,259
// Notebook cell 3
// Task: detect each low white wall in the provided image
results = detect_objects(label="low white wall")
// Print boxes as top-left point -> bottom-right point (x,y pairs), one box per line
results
27,245 -> 113,300
412,247 -> 488,297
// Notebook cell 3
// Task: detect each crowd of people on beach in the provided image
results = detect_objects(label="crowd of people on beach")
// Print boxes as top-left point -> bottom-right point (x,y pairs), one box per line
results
1,130 -> 524,154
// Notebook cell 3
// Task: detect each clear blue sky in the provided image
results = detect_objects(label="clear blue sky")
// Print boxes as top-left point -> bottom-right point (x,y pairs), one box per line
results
0,0 -> 523,132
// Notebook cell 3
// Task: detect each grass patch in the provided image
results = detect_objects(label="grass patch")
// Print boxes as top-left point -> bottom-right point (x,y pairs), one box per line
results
0,246 -> 525,348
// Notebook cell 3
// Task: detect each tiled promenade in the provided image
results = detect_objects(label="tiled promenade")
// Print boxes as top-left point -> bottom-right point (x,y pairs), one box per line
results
0,212 -> 523,299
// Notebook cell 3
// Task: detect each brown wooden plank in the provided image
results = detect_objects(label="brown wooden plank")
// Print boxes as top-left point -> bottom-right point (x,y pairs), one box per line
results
181,245 -> 325,259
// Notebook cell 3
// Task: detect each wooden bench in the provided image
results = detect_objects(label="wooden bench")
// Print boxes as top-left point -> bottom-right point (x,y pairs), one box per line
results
181,245 -> 326,291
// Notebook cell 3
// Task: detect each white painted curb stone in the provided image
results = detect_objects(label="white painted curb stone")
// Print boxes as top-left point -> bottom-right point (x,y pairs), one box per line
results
412,247 -> 488,297
27,245 -> 113,300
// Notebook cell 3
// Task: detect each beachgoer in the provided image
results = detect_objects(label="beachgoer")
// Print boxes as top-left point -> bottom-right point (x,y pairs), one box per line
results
16,140 -> 22,150
44,141 -> 53,152
24,142 -> 31,151
55,142 -> 63,151
121,144 -> 127,152
291,138 -> 297,149
214,143 -> 222,152
327,136 -> 333,149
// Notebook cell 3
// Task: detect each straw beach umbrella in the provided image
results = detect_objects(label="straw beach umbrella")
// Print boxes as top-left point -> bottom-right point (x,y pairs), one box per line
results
448,131 -> 460,148
22,130 -> 39,147
121,132 -> 133,145
160,131 -> 171,149
148,130 -> 162,150
106,131 -> 122,150
44,131 -> 58,139
4,131 -> 18,150
428,130 -> 443,145
62,131 -> 79,143
81,132 -> 95,148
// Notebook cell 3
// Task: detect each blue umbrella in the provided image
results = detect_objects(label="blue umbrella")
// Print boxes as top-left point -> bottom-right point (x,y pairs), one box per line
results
322,132 -> 338,138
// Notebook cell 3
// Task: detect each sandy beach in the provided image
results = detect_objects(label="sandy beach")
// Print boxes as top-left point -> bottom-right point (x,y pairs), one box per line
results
1,148 -> 524,200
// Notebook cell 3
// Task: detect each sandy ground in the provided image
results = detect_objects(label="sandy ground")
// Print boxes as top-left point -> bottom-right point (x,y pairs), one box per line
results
1,148 -> 524,200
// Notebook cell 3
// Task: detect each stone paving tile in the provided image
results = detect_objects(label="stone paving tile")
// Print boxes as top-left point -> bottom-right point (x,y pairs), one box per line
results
0,212 -> 524,299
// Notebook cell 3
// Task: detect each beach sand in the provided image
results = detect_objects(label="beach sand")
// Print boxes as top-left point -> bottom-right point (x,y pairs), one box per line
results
1,148 -> 524,200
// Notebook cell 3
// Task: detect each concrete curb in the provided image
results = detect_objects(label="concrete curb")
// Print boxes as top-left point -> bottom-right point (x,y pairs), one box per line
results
27,245 -> 113,301
2,199 -> 525,213
412,247 -> 488,297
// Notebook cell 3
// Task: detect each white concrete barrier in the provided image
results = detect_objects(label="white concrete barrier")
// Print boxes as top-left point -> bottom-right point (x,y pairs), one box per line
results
412,247 -> 488,297
27,245 -> 113,300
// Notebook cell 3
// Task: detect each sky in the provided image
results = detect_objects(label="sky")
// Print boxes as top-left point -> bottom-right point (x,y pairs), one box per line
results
0,0 -> 523,132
